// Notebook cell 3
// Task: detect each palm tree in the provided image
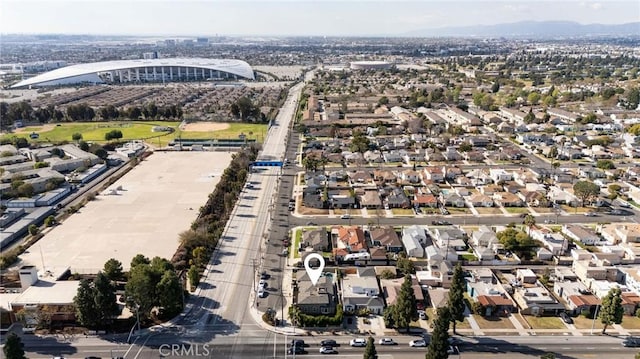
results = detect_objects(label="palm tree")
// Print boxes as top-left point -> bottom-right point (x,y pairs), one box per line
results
524,214 -> 536,235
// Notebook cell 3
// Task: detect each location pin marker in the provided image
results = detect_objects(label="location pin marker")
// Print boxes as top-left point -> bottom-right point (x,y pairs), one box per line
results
304,253 -> 325,286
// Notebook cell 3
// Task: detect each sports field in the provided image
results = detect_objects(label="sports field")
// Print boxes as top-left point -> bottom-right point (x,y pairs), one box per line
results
1,121 -> 268,147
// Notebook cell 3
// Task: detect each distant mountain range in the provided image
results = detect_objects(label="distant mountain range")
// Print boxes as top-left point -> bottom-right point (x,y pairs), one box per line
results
404,21 -> 640,38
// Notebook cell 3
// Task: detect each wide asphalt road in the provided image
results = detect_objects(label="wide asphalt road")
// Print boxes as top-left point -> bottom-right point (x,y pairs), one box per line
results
22,334 -> 638,359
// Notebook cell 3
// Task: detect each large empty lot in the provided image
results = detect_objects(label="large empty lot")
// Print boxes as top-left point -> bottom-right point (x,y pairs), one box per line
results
19,151 -> 233,274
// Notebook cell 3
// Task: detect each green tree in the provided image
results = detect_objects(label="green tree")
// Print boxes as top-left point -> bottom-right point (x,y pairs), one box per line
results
392,274 -> 417,333
78,140 -> 90,151
573,180 -> 600,206
448,263 -> 466,334
44,215 -> 56,227
103,258 -> 124,282
130,254 -> 150,269
350,131 -> 370,153
528,92 -> 541,105
72,132 -> 83,141
3,333 -> 26,359
125,264 -> 157,317
28,224 -> 38,236
459,142 -> 472,152
74,279 -> 99,328
396,256 -> 415,276
188,264 -> 200,289
191,246 -> 209,268
548,146 -> 558,159
157,270 -> 183,317
626,87 -> 639,110
426,306 -> 451,359
540,354 -> 556,359
363,336 -> 377,359
596,160 -> 615,170
104,129 -> 123,141
94,271 -> 120,324
599,287 -> 624,334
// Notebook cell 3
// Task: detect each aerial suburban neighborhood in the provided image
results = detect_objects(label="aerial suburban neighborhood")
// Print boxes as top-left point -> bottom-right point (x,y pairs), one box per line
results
1,17 -> 640,359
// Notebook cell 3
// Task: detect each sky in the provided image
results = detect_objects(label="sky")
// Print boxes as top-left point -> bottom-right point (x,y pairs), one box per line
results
1,0 -> 639,37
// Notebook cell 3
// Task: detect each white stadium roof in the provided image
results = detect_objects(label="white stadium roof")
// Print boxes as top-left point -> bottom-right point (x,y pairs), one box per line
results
11,58 -> 255,88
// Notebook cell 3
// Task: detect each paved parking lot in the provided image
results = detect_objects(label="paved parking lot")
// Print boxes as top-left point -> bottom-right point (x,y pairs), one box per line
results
19,151 -> 233,275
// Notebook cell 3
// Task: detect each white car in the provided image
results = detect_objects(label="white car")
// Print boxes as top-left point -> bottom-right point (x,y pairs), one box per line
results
257,288 -> 266,298
258,279 -> 267,289
319,347 -> 338,354
378,338 -> 396,345
409,339 -> 427,347
340,214 -> 351,219
350,338 -> 366,347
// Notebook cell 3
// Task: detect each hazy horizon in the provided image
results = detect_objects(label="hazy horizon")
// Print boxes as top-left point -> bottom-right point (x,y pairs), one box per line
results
1,0 -> 639,37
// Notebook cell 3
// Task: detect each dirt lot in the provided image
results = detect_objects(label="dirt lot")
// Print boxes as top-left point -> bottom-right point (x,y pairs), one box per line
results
18,151 -> 233,274
180,122 -> 230,132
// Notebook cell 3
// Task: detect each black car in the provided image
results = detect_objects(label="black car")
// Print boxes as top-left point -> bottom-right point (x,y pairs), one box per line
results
559,312 -> 573,324
287,346 -> 306,354
320,339 -> 337,347
291,339 -> 305,347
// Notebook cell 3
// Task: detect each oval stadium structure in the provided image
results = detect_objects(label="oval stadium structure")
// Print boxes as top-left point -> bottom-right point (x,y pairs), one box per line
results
349,61 -> 393,70
10,58 -> 255,88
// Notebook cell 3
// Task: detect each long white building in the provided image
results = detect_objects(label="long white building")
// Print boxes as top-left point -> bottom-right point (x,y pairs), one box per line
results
11,58 -> 255,88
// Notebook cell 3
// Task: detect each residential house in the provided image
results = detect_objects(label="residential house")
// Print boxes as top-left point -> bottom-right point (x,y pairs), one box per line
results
489,169 -> 513,183
422,166 -> 445,183
301,229 -> 331,252
413,193 -> 439,208
369,226 -> 403,253
417,261 -> 454,288
296,272 -> 338,316
401,225 -> 426,258
332,226 -> 368,260
553,280 -> 600,315
385,187 -> 411,209
348,170 -> 373,186
467,269 -> 515,316
600,224 -> 640,244
471,226 -> 498,247
358,190 -> 382,209
512,283 -> 565,316
400,170 -> 421,184
469,193 -> 494,207
431,227 -> 467,251
494,192 -> 525,207
531,227 -> 568,256
341,268 -> 385,315
442,193 -> 466,208
562,225 -> 602,246
380,277 -> 425,307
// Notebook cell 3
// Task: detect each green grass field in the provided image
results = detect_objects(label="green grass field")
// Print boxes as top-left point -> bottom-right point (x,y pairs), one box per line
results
1,122 -> 268,147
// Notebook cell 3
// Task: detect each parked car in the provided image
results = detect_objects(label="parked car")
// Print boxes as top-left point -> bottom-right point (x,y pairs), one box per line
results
257,288 -> 266,298
258,279 -> 267,289
320,339 -> 337,347
622,337 -> 640,347
378,338 -> 397,345
319,347 -> 338,354
350,338 -> 366,347
260,271 -> 269,280
409,339 -> 427,347
287,346 -> 305,354
418,310 -> 427,320
560,312 -> 573,324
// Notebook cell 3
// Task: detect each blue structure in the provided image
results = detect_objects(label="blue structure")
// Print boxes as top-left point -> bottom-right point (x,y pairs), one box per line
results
252,161 -> 283,167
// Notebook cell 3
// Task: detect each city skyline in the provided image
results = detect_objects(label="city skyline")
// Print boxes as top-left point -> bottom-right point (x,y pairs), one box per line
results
1,0 -> 639,37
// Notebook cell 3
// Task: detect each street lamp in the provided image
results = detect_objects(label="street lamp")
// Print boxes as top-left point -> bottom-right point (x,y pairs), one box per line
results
591,304 -> 600,335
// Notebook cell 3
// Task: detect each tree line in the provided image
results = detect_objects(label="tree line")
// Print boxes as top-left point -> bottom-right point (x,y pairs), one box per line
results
171,145 -> 259,290
0,101 -> 183,130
